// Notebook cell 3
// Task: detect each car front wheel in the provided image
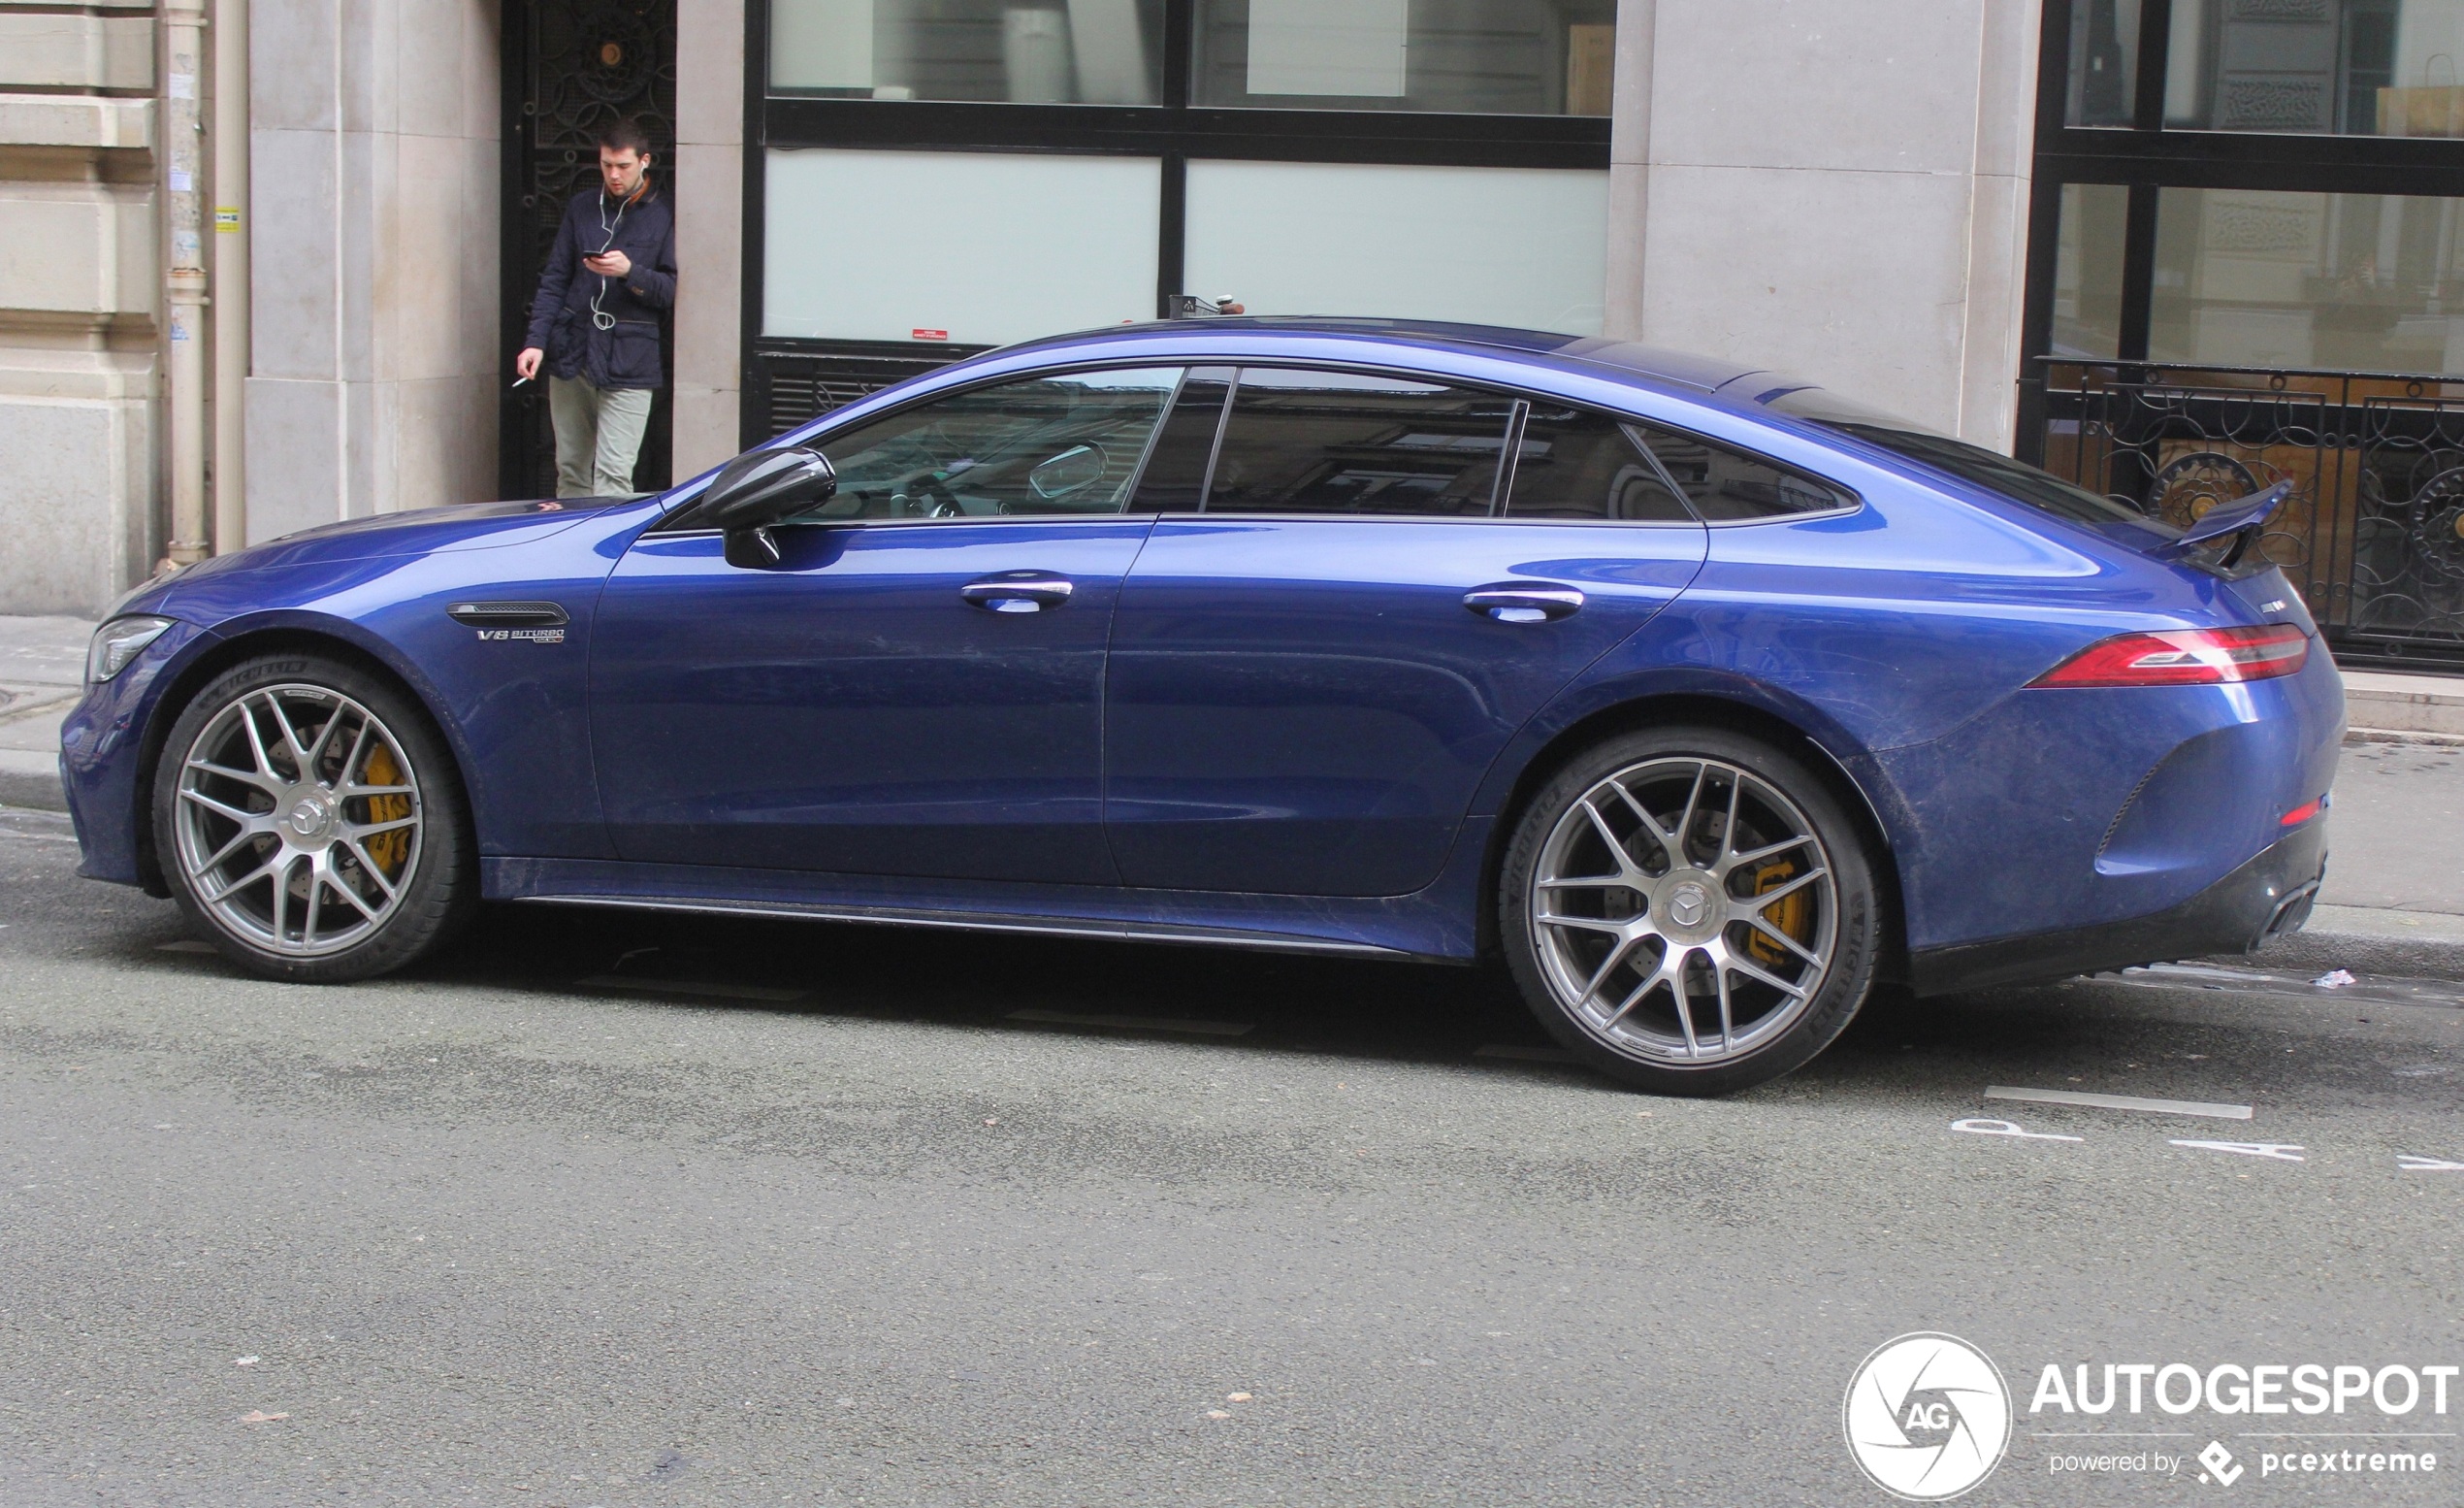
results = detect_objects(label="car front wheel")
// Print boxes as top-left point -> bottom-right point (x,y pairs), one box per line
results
152,653 -> 475,982
1499,725 -> 1882,1096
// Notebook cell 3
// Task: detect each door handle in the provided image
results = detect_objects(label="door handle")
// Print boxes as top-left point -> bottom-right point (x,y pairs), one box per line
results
1463,582 -> 1584,623
960,571 -> 1075,613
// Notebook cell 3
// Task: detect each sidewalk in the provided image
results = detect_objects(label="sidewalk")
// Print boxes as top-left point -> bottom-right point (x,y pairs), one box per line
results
0,615 -> 88,812
2,613 -> 2458,977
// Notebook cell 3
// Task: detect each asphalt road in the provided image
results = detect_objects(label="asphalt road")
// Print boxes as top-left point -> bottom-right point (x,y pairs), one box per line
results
2,804 -> 2460,1507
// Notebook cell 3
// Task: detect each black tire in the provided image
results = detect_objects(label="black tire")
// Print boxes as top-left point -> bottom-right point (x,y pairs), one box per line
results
151,652 -> 476,982
1498,724 -> 1882,1096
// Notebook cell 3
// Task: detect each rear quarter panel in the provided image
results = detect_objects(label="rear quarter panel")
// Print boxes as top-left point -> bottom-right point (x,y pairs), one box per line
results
1470,393 -> 2338,955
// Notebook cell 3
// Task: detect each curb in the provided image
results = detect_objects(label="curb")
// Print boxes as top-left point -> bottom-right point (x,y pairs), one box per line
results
0,768 -> 64,813
2218,904 -> 2464,983
2348,726 -> 2464,749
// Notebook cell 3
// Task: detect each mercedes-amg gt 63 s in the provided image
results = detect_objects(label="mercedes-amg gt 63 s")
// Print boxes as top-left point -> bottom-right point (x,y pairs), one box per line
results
61,319 -> 2344,1094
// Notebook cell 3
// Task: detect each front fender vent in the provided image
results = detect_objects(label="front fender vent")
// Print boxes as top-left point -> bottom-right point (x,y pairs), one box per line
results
447,601 -> 568,628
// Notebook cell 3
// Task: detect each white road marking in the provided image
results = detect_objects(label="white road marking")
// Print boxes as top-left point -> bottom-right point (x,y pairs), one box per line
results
1951,1117 -> 2082,1142
1475,1044 -> 1578,1064
2397,1155 -> 2464,1172
2128,963 -> 2267,983
573,974 -> 812,1004
1987,1085 -> 2253,1120
2170,1139 -> 2305,1162
1006,1008 -> 1253,1037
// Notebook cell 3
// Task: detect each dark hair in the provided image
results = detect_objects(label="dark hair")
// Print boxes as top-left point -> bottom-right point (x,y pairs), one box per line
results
597,117 -> 653,158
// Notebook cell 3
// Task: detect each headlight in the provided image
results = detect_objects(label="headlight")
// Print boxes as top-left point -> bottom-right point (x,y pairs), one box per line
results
86,615 -> 174,684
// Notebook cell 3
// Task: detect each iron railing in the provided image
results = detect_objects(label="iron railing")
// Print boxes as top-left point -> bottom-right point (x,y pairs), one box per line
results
2033,359 -> 2464,671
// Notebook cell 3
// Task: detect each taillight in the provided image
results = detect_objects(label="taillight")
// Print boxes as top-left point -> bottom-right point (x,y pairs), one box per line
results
2027,624 -> 2310,688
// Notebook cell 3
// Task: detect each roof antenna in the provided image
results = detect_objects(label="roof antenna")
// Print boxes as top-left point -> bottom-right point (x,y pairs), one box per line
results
1169,293 -> 1245,317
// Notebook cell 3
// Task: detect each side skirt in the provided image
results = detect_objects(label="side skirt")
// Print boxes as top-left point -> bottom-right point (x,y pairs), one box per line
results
482,849 -> 1491,964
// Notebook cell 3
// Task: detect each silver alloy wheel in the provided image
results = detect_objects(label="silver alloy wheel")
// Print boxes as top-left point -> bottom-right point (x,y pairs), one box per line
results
1530,756 -> 1837,1065
171,683 -> 424,957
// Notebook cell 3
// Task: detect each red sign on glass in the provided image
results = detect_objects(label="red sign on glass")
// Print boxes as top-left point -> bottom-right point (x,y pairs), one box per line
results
911,328 -> 949,342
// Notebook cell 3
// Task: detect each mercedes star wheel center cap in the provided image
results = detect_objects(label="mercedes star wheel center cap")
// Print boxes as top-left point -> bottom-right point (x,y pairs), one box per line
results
283,792 -> 335,843
1668,882 -> 1709,928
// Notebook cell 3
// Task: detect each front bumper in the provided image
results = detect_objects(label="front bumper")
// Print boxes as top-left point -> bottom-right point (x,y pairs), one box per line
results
1907,819 -> 2328,998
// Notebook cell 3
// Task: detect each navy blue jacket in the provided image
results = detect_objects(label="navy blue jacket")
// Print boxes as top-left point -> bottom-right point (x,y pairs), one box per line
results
525,183 -> 677,390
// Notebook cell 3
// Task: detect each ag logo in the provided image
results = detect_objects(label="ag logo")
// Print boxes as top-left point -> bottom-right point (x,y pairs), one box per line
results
1843,1332 -> 2011,1500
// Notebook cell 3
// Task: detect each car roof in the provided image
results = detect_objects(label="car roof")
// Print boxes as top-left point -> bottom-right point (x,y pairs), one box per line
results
1001,316 -> 1777,397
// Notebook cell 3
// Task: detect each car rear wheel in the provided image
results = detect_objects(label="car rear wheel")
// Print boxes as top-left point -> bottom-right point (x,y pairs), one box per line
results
152,653 -> 474,982
1499,725 -> 1881,1096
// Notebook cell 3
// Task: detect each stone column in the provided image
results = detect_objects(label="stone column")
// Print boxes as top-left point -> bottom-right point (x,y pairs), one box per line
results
672,0 -> 744,474
243,0 -> 499,541
1610,0 -> 2041,449
0,8 -> 160,614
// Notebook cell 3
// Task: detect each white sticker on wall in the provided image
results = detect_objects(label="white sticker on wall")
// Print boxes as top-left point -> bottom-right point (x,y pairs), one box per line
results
1247,0 -> 1407,98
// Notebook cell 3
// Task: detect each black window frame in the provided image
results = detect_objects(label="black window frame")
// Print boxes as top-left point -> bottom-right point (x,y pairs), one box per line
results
2018,0 -> 2464,461
1187,364 -> 1523,519
741,0 -> 1612,449
1119,361 -> 1858,525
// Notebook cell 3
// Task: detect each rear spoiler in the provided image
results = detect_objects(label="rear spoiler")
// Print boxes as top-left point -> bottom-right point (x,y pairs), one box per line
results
2154,479 -> 2291,567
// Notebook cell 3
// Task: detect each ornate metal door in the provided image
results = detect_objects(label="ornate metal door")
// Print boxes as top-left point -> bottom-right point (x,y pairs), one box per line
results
499,0 -> 678,499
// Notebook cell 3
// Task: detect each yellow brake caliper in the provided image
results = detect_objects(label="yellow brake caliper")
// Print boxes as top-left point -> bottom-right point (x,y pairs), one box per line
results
1746,859 -> 1811,969
359,741 -> 411,881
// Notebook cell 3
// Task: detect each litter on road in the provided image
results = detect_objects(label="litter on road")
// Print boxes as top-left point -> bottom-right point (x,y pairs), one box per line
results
2313,968 -> 2357,989
1986,1086 -> 2254,1120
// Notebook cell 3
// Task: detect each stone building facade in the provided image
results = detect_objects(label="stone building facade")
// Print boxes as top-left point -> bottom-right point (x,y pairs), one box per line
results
16,0 -> 2464,676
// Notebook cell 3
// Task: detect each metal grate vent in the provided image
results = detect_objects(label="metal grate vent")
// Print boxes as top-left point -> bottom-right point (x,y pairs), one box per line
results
753,341 -> 992,438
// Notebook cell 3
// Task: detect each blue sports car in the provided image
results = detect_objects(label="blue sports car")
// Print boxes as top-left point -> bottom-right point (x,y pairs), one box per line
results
60,319 -> 2344,1094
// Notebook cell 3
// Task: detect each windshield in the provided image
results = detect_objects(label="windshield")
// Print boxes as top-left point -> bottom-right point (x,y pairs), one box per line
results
1764,387 -> 2183,541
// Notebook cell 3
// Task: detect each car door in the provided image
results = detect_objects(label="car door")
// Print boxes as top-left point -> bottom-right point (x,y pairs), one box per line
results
1103,369 -> 1711,896
590,365 -> 1183,884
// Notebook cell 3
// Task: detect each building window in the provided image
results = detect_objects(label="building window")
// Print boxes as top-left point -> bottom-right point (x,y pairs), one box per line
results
2150,187 -> 2464,371
1182,159 -> 1608,332
2026,0 -> 2464,671
2162,0 -> 2464,137
769,0 -> 1166,103
762,148 -> 1162,344
1189,0 -> 1615,115
2063,0 -> 2143,127
2052,181 -> 2130,356
748,0 -> 1613,449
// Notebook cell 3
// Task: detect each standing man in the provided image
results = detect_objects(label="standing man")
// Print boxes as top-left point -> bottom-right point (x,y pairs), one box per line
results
516,118 -> 677,497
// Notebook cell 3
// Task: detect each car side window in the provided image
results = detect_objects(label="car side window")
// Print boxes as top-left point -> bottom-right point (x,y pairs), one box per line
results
1629,421 -> 1851,521
1200,368 -> 1517,517
1505,402 -> 1695,522
783,367 -> 1184,523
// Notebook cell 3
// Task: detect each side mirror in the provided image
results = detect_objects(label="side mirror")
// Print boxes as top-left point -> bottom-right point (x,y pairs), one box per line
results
1028,443 -> 1107,500
699,445 -> 837,568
